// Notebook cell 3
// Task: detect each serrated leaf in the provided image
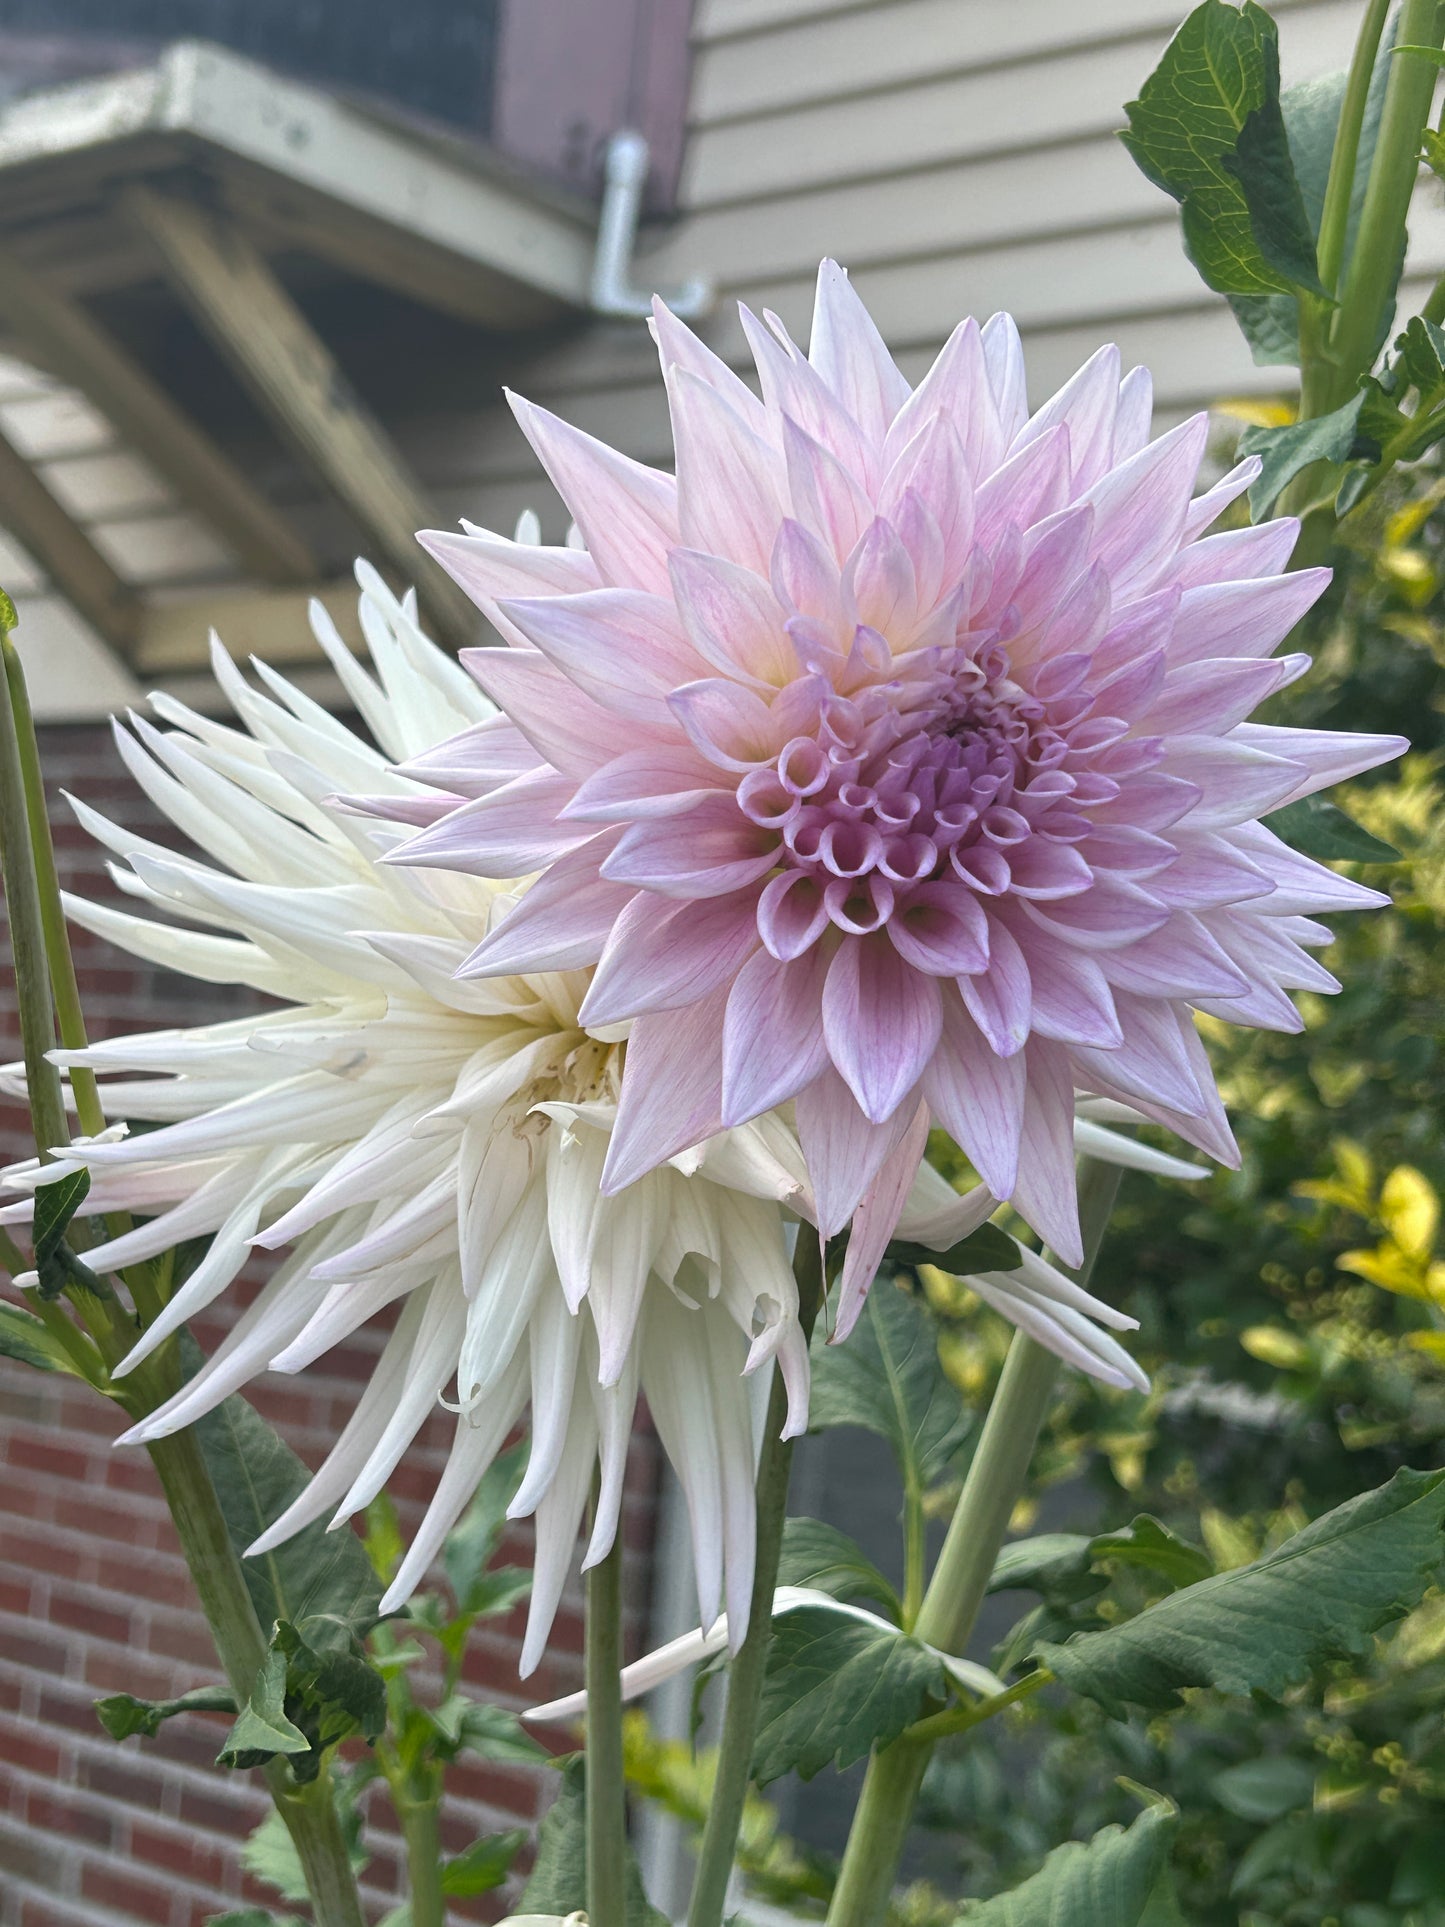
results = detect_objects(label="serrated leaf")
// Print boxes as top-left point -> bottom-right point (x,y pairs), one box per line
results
1120,0 -> 1323,298
1229,22 -> 1398,367
1091,1516 -> 1213,1590
987,1534 -> 1097,1597
0,1300 -> 84,1375
1238,393 -> 1366,516
95,1682 -> 236,1741
189,1354 -> 381,1642
519,1757 -> 667,1927
1039,1466 -> 1445,1714
777,1516 -> 902,1621
443,1439 -> 527,1613
1269,794 -> 1400,862
887,1221 -> 1022,1278
809,1279 -> 968,1491
1210,1754 -> 1316,1821
752,1604 -> 944,1784
958,1800 -> 1181,1924
440,1828 -> 528,1897
461,1565 -> 533,1621
218,1648 -> 309,1767
428,1697 -> 549,1766
30,1167 -> 101,1300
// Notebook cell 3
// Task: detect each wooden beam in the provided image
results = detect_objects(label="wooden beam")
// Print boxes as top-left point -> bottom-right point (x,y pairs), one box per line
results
0,240 -> 317,586
135,578 -> 362,675
0,424 -> 140,656
122,186 -> 482,655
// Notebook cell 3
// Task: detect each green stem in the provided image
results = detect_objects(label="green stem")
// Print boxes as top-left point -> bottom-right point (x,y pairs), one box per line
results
900,1476 -> 926,1632
826,1161 -> 1123,1927
686,1232 -> 824,1927
586,1516 -> 627,1927
148,1422 -> 368,1927
396,1786 -> 446,1927
1329,0 -> 1445,395
901,1667 -> 1051,1749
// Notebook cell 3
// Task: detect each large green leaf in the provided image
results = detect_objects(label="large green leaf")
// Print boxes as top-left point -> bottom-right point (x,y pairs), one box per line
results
1238,392 -> 1365,517
0,1299 -> 88,1375
440,1829 -> 528,1898
752,1604 -> 944,1784
957,1800 -> 1182,1924
809,1279 -> 968,1491
777,1516 -> 902,1622
1039,1466 -> 1445,1715
191,1367 -> 381,1642
518,1757 -> 666,1927
886,1221 -> 1021,1277
427,1696 -> 549,1766
1120,0 -> 1323,299
1269,794 -> 1400,863
95,1682 -> 236,1741
1230,16 -> 1398,366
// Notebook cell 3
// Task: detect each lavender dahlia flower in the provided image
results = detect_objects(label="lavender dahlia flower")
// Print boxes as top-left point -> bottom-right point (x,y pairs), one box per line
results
401,262 -> 1401,1330
1,567 -> 823,1663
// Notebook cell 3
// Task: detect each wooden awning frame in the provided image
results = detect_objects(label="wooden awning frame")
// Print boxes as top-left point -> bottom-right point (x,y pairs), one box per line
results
0,39 -> 600,666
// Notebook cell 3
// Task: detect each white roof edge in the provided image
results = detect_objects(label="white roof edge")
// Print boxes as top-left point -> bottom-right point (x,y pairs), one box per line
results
0,39 -> 597,310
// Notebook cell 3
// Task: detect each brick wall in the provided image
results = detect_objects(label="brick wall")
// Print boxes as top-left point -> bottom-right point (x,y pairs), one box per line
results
0,722 -> 661,1927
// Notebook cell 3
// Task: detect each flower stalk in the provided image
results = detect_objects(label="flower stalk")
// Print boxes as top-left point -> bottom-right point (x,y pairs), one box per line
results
825,1159 -> 1123,1927
587,1510 -> 628,1927
0,596 -> 368,1927
686,1232 -> 824,1927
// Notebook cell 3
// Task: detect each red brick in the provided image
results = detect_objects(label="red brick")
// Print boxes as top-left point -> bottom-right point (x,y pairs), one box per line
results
81,1857 -> 178,1921
5,1435 -> 95,1483
49,1588 -> 134,1646
129,1820 -> 228,1888
24,1782 -> 114,1848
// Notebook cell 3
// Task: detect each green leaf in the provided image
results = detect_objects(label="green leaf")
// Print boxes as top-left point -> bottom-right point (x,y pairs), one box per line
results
519,1757 -> 667,1927
1238,392 -> 1365,517
1120,0 -> 1323,298
777,1516 -> 902,1622
95,1682 -> 237,1741
189,1356 -> 382,1642
809,1279 -> 968,1491
459,1565 -> 533,1621
1091,1516 -> 1213,1591
440,1828 -> 528,1898
31,1167 -> 102,1300
1210,1754 -> 1316,1821
886,1221 -> 1022,1278
218,1648 -> 309,1767
443,1439 -> 527,1613
1038,1466 -> 1445,1714
427,1697 -> 549,1766
1229,20 -> 1398,367
0,1299 -> 84,1375
208,1913 -> 304,1927
987,1534 -> 1097,1597
958,1800 -> 1181,1924
1348,315 -> 1445,498
753,1604 -> 944,1784
1269,794 -> 1400,863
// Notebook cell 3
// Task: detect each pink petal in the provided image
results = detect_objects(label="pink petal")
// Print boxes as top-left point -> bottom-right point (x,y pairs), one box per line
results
670,547 -> 797,687
1168,571 -> 1330,666
783,415 -> 874,562
957,913 -> 1032,1053
757,868 -> 831,959
1169,517 -> 1299,591
496,589 -> 703,721
796,1064 -> 917,1235
1010,1037 -> 1083,1265
922,986 -> 1026,1197
457,834 -> 630,976
721,944 -> 831,1127
602,795 -> 779,898
508,391 -> 679,592
741,304 -> 874,483
399,717 -> 540,798
564,743 -> 728,823
808,258 -> 910,453
600,983 -> 729,1193
834,1101 -> 931,1339
887,882 -> 990,974
653,294 -> 773,441
822,933 -> 943,1123
1013,343 -> 1121,487
461,647 -> 627,779
419,525 -> 600,622
1234,724 -> 1407,803
580,888 -> 761,1027
669,367 -> 788,573
1084,414 -> 1209,591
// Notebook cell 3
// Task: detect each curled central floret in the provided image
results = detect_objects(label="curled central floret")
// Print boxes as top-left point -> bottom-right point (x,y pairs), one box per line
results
741,640 -> 1128,970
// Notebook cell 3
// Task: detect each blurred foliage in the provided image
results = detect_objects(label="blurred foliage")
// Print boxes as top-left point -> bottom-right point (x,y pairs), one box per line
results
908,452 -> 1445,1920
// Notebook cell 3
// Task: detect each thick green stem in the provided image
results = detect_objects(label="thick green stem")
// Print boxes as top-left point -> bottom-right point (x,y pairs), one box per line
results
826,1161 -> 1122,1927
396,1787 -> 445,1927
686,1233 -> 824,1927
1329,0 -> 1445,395
148,1423 -> 368,1927
586,1521 -> 628,1927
